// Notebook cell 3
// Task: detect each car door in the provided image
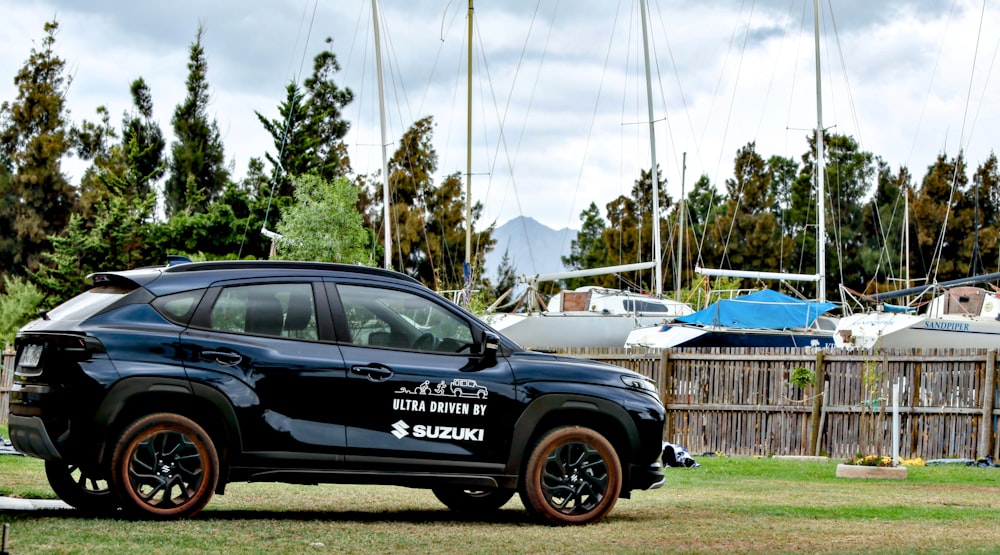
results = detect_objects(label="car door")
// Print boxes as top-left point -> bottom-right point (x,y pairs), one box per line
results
328,281 -> 519,472
181,279 -> 349,464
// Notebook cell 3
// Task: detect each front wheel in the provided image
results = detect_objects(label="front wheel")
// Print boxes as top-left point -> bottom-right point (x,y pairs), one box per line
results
432,487 -> 515,514
111,413 -> 219,519
518,426 -> 622,526
44,460 -> 119,514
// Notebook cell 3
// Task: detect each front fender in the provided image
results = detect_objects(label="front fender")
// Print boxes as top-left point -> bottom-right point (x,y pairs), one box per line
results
504,393 -> 639,476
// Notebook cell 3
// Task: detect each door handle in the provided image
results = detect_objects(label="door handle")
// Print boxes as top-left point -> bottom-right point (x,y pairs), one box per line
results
351,365 -> 393,381
201,350 -> 243,366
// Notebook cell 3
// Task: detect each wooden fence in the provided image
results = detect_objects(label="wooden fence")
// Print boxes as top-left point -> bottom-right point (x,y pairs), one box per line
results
573,347 -> 999,461
3,346 -> 998,461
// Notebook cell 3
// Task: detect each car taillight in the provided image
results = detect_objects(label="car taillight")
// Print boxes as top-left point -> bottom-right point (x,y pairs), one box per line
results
15,335 -> 95,378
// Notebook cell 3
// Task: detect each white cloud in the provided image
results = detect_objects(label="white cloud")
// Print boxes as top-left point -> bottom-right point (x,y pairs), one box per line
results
1,0 -> 998,237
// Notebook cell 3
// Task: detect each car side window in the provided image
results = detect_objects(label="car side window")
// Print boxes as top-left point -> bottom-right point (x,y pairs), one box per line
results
337,284 -> 474,353
209,283 -> 318,340
151,289 -> 205,325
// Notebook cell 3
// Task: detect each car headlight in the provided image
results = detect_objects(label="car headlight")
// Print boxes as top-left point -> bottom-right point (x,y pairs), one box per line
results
621,375 -> 657,395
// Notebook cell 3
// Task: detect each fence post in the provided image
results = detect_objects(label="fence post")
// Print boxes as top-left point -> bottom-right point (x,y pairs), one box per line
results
809,350 -> 825,456
657,351 -> 669,403
978,349 -> 997,460
658,351 -> 671,442
1,346 -> 14,427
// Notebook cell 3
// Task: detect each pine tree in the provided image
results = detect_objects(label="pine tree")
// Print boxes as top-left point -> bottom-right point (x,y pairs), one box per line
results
0,20 -> 78,273
164,25 -> 229,216
121,77 -> 166,198
302,38 -> 354,179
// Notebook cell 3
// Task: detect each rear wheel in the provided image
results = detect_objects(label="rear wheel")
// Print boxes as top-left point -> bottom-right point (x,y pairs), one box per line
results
432,487 -> 515,513
44,460 -> 119,514
111,413 -> 219,519
518,426 -> 622,525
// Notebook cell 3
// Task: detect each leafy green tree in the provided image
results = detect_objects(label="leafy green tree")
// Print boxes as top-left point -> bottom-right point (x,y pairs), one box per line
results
601,166 -> 672,292
858,161 -> 910,292
272,174 -> 371,264
912,153 -> 969,281
0,275 -> 44,346
362,117 -> 491,288
0,20 -> 78,273
819,134 -> 875,294
32,181 -> 155,301
0,158 -> 14,278
424,172 -> 493,289
562,202 -> 609,289
955,153 -> 1000,276
703,143 -> 792,289
147,186 -> 252,262
73,105 -> 123,219
30,215 -> 97,303
164,25 -> 229,216
685,174 -> 723,249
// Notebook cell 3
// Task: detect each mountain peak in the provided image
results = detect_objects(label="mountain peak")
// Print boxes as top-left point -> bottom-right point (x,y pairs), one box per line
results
482,216 -> 576,279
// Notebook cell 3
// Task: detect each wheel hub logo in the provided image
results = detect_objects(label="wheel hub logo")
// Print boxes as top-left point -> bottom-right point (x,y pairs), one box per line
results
391,420 -> 410,439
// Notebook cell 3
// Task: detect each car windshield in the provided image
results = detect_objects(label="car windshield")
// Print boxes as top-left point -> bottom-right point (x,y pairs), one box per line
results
45,285 -> 134,322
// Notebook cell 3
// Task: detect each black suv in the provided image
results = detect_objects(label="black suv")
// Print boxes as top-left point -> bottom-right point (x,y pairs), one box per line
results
8,261 -> 664,525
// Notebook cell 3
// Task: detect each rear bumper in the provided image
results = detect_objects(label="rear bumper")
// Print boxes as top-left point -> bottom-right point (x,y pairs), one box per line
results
8,414 -> 62,460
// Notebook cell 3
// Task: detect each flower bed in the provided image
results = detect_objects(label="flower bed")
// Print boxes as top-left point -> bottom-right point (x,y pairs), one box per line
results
836,454 -> 907,479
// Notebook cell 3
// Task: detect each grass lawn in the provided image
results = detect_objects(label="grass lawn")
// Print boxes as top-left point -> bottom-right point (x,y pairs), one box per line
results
2,424 -> 1000,554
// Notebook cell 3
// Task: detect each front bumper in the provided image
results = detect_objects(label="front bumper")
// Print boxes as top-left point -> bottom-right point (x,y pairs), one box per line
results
630,460 -> 665,491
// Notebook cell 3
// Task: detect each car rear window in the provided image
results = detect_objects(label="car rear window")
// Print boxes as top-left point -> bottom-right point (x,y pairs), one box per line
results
45,285 -> 135,322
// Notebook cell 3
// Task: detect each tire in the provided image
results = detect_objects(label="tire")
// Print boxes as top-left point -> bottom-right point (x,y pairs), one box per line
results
111,413 -> 219,519
44,460 -> 120,514
432,487 -> 516,513
518,426 -> 622,526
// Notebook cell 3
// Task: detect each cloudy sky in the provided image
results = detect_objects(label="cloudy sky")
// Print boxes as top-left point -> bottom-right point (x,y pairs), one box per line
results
1,0 -> 996,244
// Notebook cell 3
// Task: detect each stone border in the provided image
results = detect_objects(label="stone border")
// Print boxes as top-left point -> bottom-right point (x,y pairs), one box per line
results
835,463 -> 908,479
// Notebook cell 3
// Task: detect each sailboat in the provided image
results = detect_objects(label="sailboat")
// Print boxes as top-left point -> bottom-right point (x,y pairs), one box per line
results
624,0 -> 838,350
834,273 -> 1000,349
485,0 -> 694,350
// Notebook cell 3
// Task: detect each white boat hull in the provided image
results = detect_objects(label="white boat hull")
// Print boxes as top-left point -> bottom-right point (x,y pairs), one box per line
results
487,312 -> 676,349
835,313 -> 1000,350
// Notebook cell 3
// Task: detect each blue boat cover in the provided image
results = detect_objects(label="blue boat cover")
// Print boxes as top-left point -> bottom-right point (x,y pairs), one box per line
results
675,289 -> 837,329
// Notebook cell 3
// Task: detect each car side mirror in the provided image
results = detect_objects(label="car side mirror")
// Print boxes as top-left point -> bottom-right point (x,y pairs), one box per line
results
479,331 -> 500,363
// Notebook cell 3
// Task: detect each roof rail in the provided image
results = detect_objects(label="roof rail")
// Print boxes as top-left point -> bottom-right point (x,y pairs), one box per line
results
162,260 -> 421,284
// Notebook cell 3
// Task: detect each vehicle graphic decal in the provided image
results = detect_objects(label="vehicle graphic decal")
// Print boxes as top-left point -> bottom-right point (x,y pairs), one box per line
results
396,378 -> 489,400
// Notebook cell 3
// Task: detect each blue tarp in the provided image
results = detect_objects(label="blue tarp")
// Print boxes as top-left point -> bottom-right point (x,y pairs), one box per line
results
675,289 -> 837,329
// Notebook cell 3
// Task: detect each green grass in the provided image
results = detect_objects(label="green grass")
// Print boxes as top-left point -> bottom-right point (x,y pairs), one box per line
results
3,451 -> 1000,554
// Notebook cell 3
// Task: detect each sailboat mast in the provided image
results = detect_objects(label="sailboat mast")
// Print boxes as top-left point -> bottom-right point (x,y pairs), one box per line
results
639,0 -> 662,297
813,0 -> 826,302
372,0 -> 392,270
676,152 -> 686,300
465,0 -> 473,267
904,185 -> 910,289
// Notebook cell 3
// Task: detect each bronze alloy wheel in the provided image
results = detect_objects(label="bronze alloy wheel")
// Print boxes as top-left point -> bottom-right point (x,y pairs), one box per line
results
111,413 -> 219,519
519,426 -> 622,525
44,460 -> 120,514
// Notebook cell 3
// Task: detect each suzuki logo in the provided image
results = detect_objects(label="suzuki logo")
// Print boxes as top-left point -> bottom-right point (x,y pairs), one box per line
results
391,420 -> 410,439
